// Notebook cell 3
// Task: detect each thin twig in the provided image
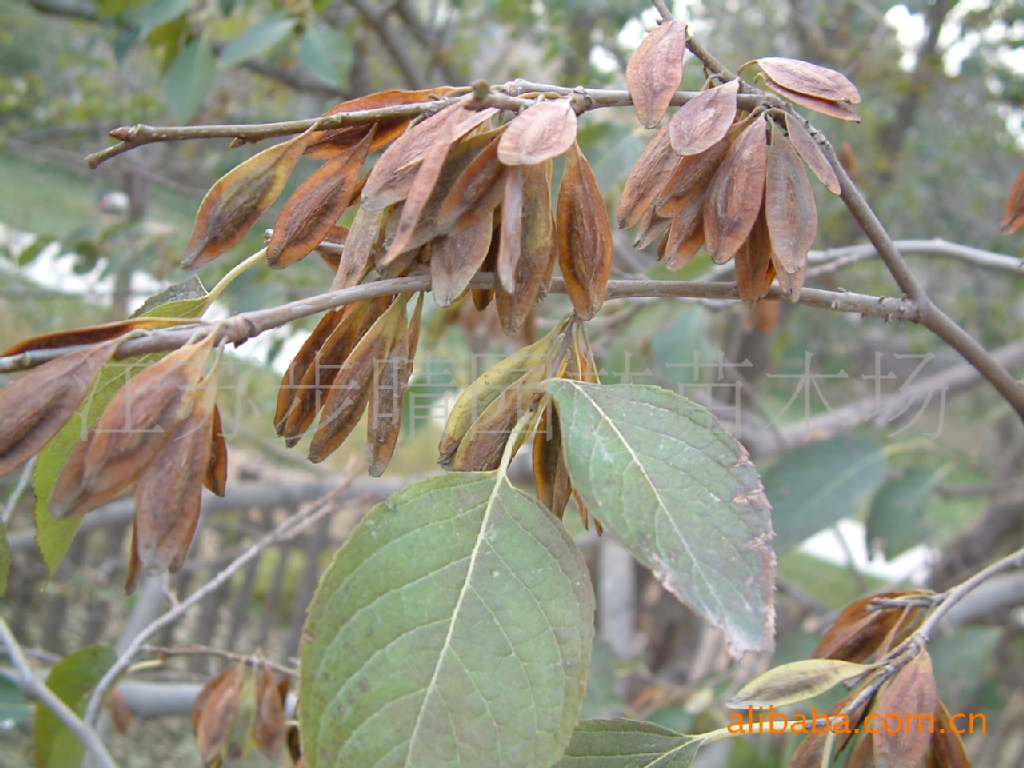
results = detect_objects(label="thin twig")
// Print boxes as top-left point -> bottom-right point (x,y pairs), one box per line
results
0,616 -> 119,768
0,274 -> 922,373
82,464 -> 359,727
140,645 -> 297,678
2,456 -> 35,524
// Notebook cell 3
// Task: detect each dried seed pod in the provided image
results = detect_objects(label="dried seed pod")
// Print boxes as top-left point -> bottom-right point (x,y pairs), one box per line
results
668,79 -> 739,156
108,689 -> 132,736
1002,166 -> 1024,235
654,136 -> 730,217
704,115 -> 768,265
497,98 -> 577,165
430,215 -> 495,307
274,308 -> 347,434
814,592 -> 927,663
626,20 -> 689,128
331,205 -> 387,291
756,57 -> 861,105
366,293 -> 423,476
193,663 -> 245,768
617,123 -> 677,229
253,665 -> 286,761
784,114 -> 841,195
308,298 -> 404,462
437,135 -> 508,235
765,123 -> 816,299
761,74 -> 861,121
872,651 -> 937,768
663,191 -> 707,271
204,405 -> 228,497
557,142 -> 613,319
267,128 -> 374,269
734,209 -> 773,307
183,130 -> 314,269
533,402 -> 572,518
496,161 -> 556,335
439,320 -> 566,464
497,165 -> 525,293
0,339 -> 119,477
50,338 -> 214,519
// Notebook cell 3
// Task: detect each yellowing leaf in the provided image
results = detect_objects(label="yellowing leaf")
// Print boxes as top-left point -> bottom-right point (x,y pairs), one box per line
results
183,130 -> 314,269
668,79 -> 739,156
626,21 -> 689,128
728,658 -> 872,709
497,99 -> 578,165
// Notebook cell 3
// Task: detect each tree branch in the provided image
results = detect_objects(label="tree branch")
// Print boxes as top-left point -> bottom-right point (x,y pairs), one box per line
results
347,0 -> 428,90
0,617 -> 119,768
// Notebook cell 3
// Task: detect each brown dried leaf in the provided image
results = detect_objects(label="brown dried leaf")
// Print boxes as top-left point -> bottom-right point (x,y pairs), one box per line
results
267,129 -> 374,269
557,141 -> 613,319
183,131 -> 314,269
758,57 -> 861,104
1001,166 -> 1024,234
753,299 -> 780,333
308,299 -> 403,462
193,663 -> 244,768
762,74 -> 861,122
784,114 -> 841,195
253,666 -> 286,761
633,206 -> 671,250
0,340 -> 118,477
331,206 -> 386,291
496,162 -> 556,335
361,101 -> 497,212
431,214 -> 494,307
1,319 -> 167,357
813,592 -> 924,663
497,99 -> 578,165
366,294 -> 422,476
663,192 -> 706,271
669,79 -> 739,156
306,87 -> 460,159
788,687 -> 873,768
930,700 -> 972,768
766,125 -> 816,281
314,224 -> 349,271
873,651 -> 937,768
437,135 -> 508,235
108,689 -> 132,736
617,122 -> 677,229
704,115 -> 769,264
204,405 -> 227,496
626,21 -> 689,128
130,373 -> 216,587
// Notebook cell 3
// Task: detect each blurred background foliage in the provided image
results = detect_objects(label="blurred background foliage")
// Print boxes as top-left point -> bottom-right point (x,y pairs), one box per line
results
2,1 -> 1024,766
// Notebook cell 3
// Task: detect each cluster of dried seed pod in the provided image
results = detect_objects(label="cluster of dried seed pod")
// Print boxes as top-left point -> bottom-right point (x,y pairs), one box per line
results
274,293 -> 422,474
619,79 -> 846,305
0,332 -> 227,593
182,90 -> 614,339
192,660 -> 289,768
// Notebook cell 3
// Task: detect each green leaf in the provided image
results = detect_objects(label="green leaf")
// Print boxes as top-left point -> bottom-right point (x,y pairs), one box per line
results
138,0 -> 192,36
17,235 -> 55,266
762,435 -> 886,554
166,37 -> 216,122
299,26 -> 352,87
0,675 -> 31,726
865,469 -> 938,559
219,15 -> 296,66
728,658 -> 872,709
33,284 -> 209,576
556,719 -> 703,767
299,471 -> 595,768
546,381 -> 775,657
0,520 -> 7,597
35,645 -> 116,768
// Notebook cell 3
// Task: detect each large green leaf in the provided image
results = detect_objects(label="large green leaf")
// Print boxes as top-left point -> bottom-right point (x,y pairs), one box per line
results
35,645 -> 116,768
33,288 -> 209,576
556,719 -> 703,767
166,38 -> 216,122
762,435 -> 886,555
865,468 -> 938,559
546,381 -> 774,657
299,471 -> 595,768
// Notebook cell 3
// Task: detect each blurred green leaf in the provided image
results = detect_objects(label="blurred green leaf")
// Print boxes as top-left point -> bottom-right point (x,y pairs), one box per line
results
866,468 -> 939,559
763,435 -> 886,554
35,645 -> 116,768
299,26 -> 352,87
0,676 -> 31,727
138,0 -> 191,36
166,37 -> 215,122
219,15 -> 296,66
0,520 -> 8,597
